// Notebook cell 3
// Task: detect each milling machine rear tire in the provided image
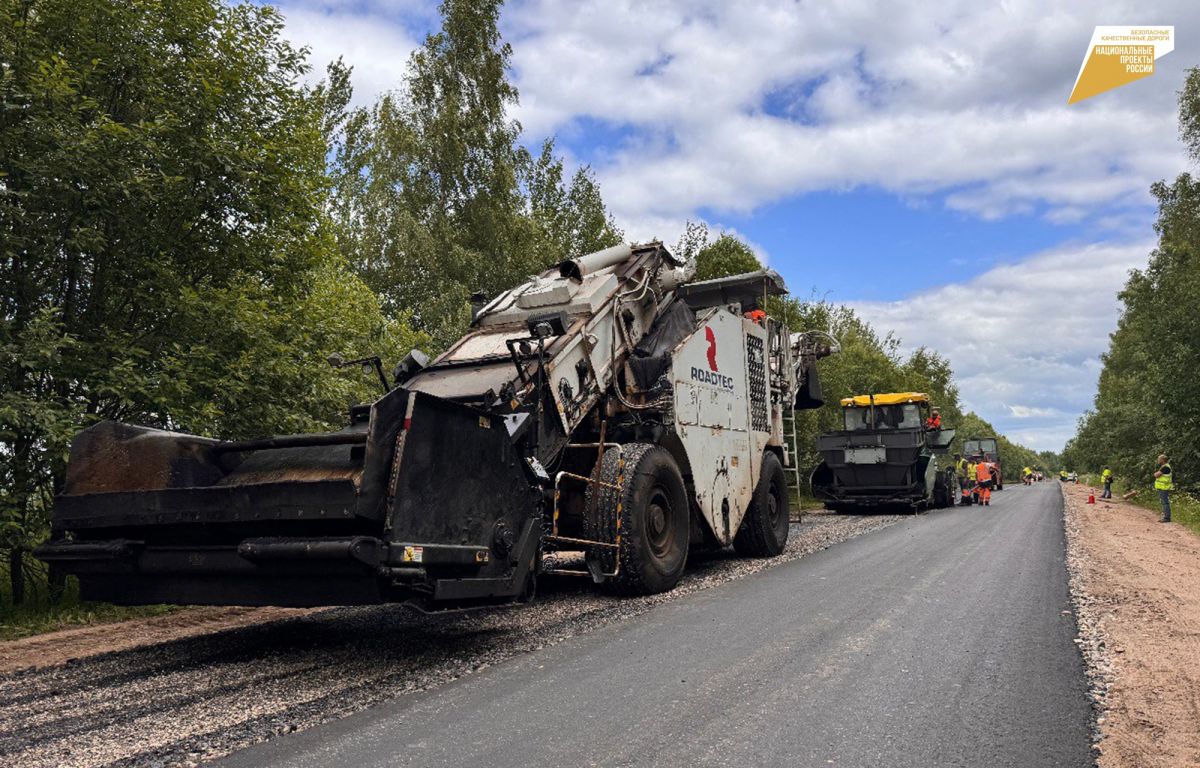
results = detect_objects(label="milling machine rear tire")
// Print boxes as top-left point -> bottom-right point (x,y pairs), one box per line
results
585,443 -> 689,595
733,452 -> 790,557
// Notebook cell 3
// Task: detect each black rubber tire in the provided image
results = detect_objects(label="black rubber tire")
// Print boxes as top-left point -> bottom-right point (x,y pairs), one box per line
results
936,471 -> 959,508
584,443 -> 689,595
733,452 -> 790,557
933,472 -> 948,508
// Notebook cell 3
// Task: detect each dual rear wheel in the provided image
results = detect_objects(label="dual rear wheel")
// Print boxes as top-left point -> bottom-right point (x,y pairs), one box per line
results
585,443 -> 689,595
585,446 -> 789,594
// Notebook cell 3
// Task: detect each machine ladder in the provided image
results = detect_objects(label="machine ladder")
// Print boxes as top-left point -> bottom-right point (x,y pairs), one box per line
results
782,405 -> 804,522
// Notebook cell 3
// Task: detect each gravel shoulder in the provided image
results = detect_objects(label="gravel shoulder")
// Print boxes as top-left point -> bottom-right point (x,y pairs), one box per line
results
0,511 -> 899,768
1062,483 -> 1200,768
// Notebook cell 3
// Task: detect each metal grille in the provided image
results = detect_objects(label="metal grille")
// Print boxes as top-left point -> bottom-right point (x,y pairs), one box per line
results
747,334 -> 768,431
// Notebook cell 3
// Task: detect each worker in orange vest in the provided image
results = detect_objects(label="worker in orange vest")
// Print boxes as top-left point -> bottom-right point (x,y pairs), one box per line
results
975,460 -> 993,506
745,308 -> 766,325
925,409 -> 942,430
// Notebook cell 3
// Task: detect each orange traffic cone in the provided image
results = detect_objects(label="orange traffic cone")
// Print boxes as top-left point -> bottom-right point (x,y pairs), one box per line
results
1087,494 -> 1095,504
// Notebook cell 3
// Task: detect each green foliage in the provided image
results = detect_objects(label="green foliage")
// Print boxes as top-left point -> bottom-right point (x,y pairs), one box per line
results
528,139 -> 623,263
694,234 -> 763,281
329,0 -> 622,348
0,0 -> 426,608
674,221 -> 765,282
1064,67 -> 1200,494
673,220 -> 711,264
1180,64 -> 1200,165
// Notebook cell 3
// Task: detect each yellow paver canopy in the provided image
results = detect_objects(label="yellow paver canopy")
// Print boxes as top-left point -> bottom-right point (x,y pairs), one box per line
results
839,392 -> 930,407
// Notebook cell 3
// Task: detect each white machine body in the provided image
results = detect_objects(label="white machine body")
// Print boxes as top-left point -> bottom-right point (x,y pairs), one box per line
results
670,307 -> 779,544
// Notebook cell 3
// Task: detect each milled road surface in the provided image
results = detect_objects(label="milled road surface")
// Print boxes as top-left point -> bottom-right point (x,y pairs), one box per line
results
223,482 -> 1092,768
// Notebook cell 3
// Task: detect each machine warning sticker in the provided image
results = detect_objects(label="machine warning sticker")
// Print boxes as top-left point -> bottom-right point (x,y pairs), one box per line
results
402,546 -> 424,563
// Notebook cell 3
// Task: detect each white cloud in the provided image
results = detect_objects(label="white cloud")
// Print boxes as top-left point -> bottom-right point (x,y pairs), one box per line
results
853,240 -> 1151,450
277,0 -> 1196,231
1006,404 -> 1063,419
279,1 -> 428,106
504,0 -> 1196,230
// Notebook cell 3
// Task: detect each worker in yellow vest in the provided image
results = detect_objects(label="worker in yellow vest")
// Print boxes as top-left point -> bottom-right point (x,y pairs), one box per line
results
1022,466 -> 1032,485
954,454 -> 970,501
1153,454 -> 1173,522
1100,466 -> 1113,499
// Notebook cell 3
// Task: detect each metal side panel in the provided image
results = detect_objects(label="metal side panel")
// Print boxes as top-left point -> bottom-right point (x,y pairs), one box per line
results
671,308 -> 755,544
61,421 -> 223,496
385,392 -> 541,586
54,480 -> 360,530
53,419 -> 368,532
404,362 -> 517,401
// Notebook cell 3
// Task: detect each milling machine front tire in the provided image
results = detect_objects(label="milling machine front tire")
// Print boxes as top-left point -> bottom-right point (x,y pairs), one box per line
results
733,452 -> 790,557
585,443 -> 689,595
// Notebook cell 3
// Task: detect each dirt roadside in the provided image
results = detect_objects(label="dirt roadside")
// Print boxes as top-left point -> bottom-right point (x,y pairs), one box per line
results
0,606 -> 316,675
1062,482 -> 1200,768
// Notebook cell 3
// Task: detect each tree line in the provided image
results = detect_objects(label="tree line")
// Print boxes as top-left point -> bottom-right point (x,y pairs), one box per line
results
1,0 -> 1047,607
1062,68 -> 1200,493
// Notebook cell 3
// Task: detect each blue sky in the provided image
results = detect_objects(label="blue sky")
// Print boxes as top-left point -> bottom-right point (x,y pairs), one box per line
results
277,0 -> 1200,451
699,190 -> 1121,301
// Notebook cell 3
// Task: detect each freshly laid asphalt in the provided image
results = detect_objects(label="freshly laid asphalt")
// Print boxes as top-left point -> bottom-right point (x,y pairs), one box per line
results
219,481 -> 1092,768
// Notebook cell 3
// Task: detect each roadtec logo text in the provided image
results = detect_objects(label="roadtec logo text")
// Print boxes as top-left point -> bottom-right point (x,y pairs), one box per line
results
691,367 -> 735,390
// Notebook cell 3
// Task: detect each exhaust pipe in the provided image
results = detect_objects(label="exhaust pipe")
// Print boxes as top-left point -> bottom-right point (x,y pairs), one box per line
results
558,244 -> 633,281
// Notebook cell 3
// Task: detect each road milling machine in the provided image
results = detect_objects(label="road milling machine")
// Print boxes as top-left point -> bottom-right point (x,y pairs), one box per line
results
39,243 -> 833,610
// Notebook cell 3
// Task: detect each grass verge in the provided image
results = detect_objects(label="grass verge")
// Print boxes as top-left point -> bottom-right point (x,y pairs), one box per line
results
1,576 -> 179,642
